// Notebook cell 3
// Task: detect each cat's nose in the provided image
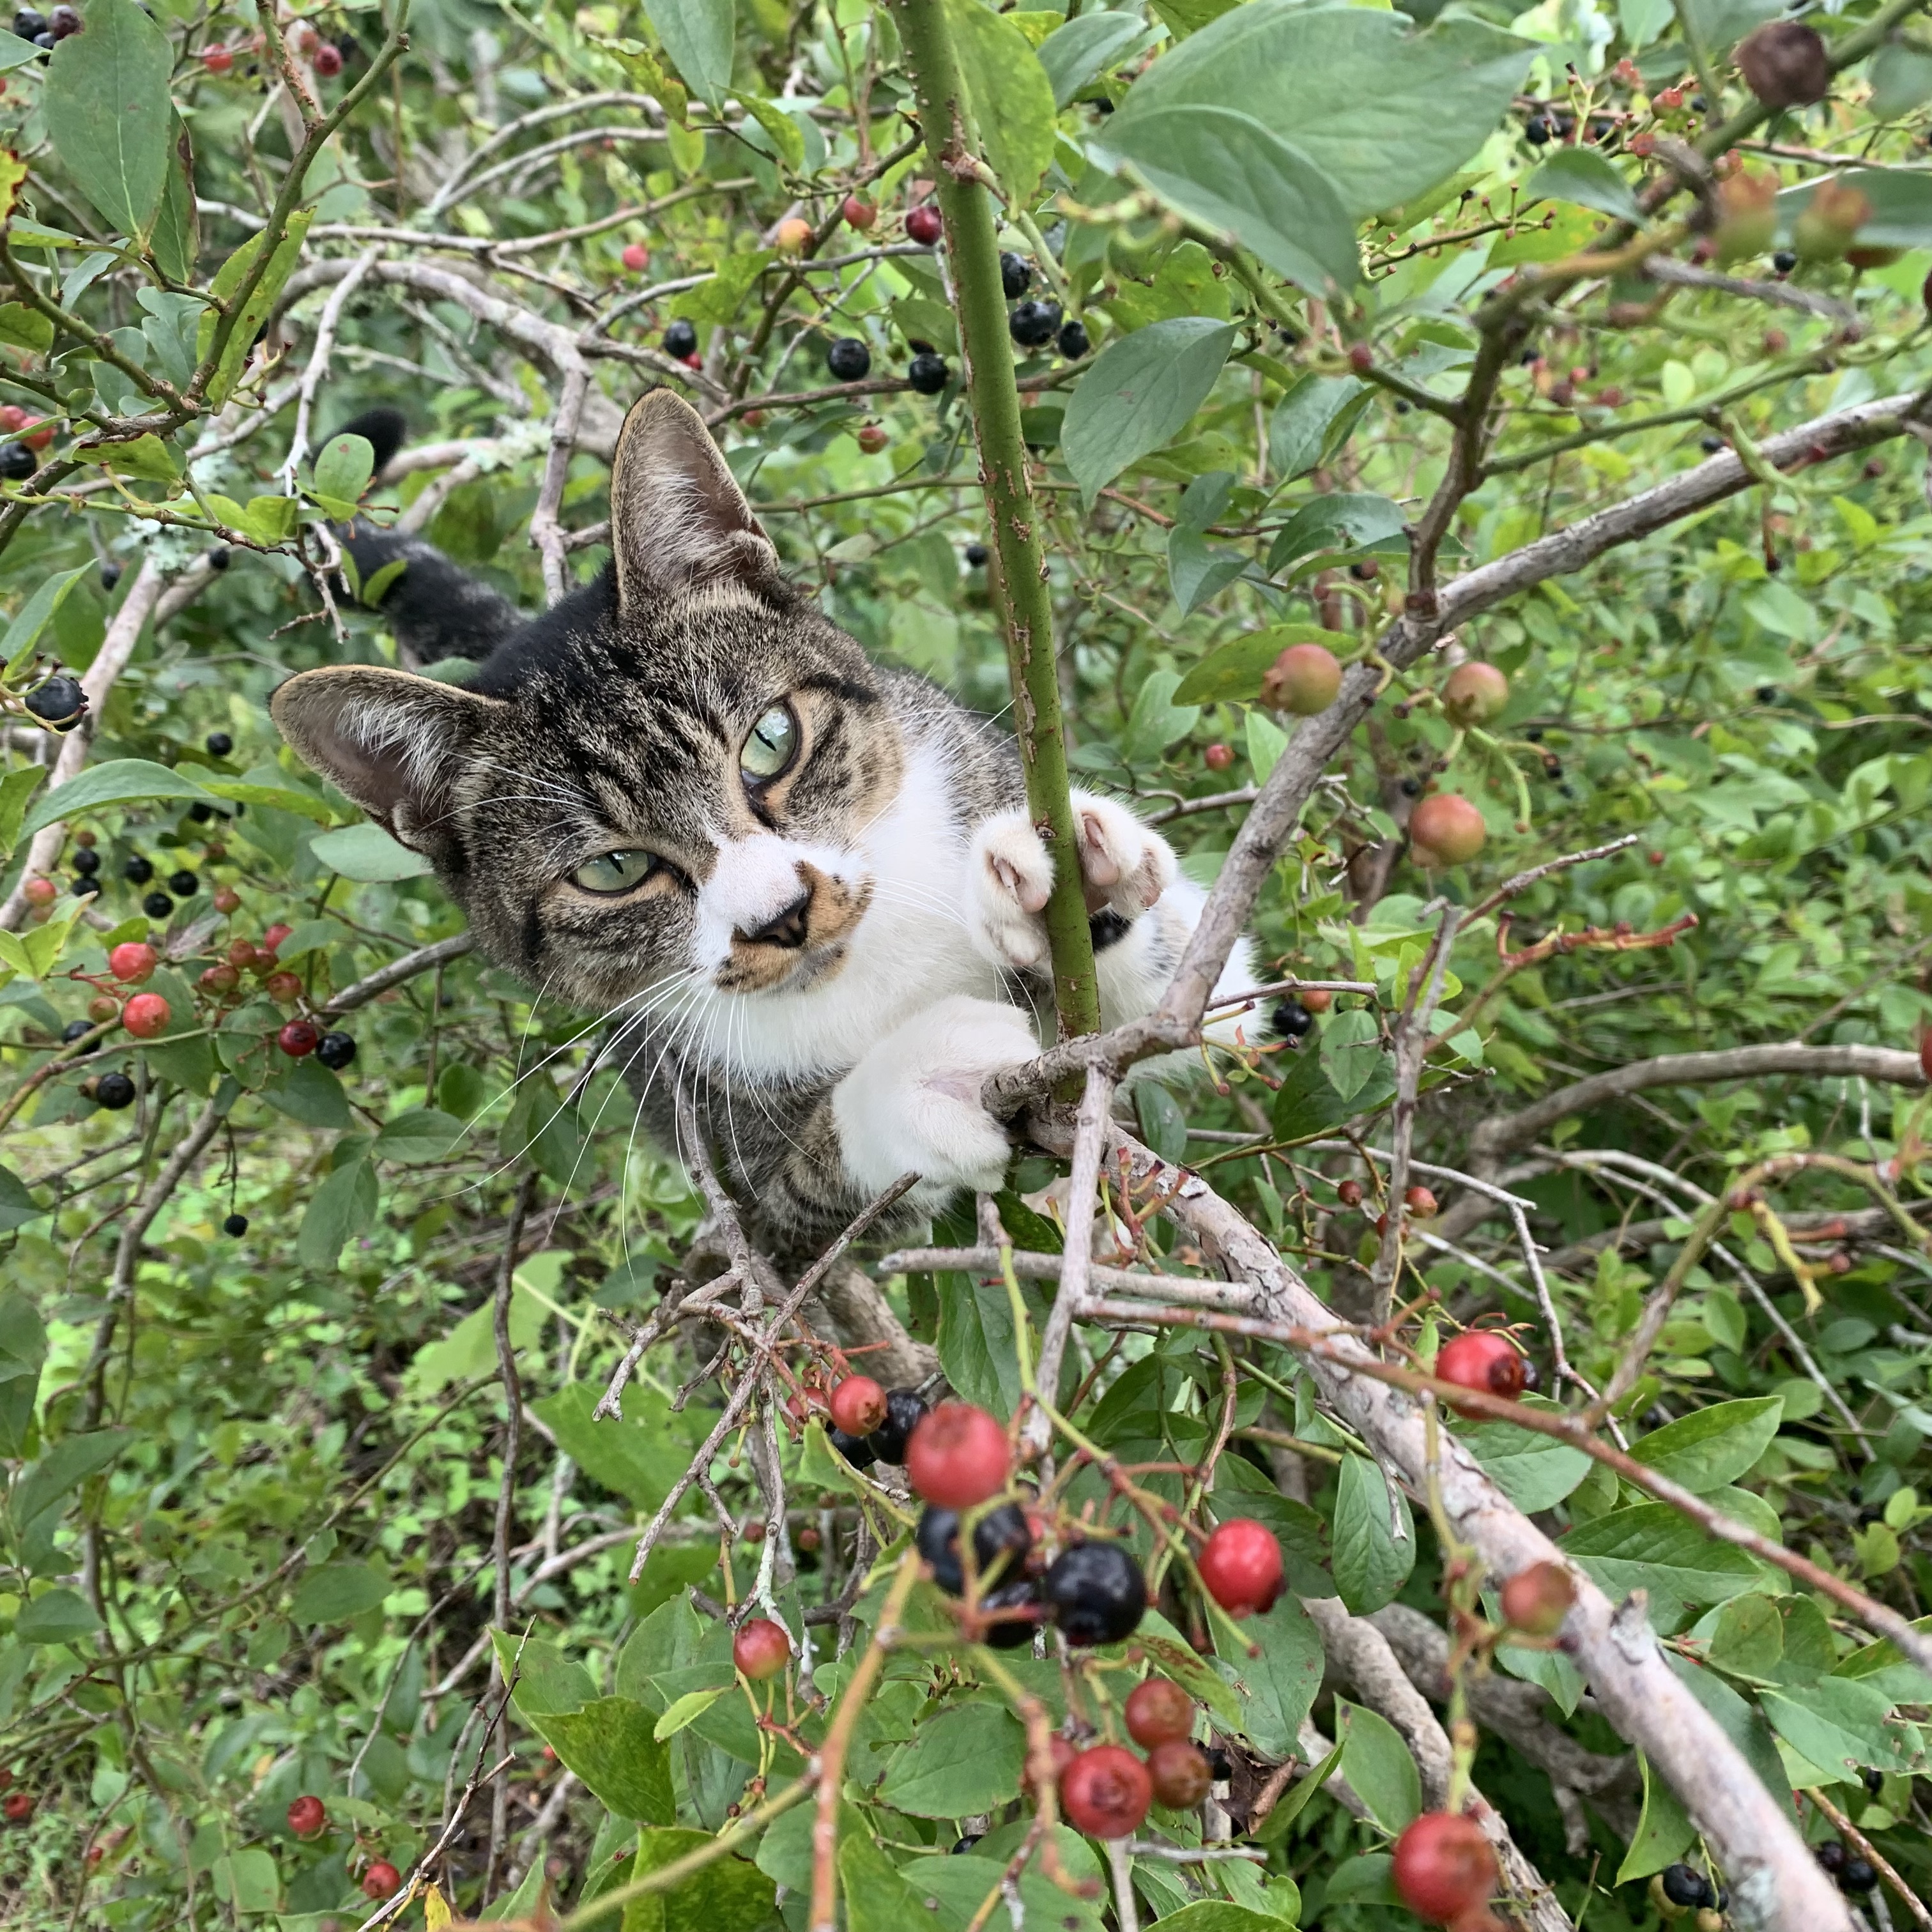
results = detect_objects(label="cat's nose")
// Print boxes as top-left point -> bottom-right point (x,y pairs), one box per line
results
737,885 -> 811,949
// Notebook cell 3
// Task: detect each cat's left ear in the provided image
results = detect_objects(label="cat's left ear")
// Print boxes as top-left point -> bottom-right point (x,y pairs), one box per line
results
271,665 -> 504,859
609,387 -> 781,609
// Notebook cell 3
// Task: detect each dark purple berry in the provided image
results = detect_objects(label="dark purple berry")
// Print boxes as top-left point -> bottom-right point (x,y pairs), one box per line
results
916,1503 -> 1032,1595
223,1213 -> 249,1236
868,1388 -> 928,1462
122,854 -> 152,884
999,251 -> 1031,299
61,1018 -> 97,1052
980,1577 -> 1043,1648
1839,1860 -> 1878,1896
98,559 -> 121,590
72,846 -> 98,875
10,7 -> 45,34
315,1031 -> 356,1070
0,443 -> 36,480
826,1426 -> 877,1470
47,4 -> 77,36
167,870 -> 198,897
964,543 -> 988,567
94,1071 -> 135,1109
1057,319 -> 1090,359
826,337 -> 871,381
907,351 -> 949,395
205,731 -> 233,756
206,546 -> 230,571
142,891 -> 174,919
663,319 -> 698,358
1008,300 -> 1061,349
1273,999 -> 1314,1039
1660,1866 -> 1712,1910
1041,1540 -> 1145,1646
23,674 -> 82,723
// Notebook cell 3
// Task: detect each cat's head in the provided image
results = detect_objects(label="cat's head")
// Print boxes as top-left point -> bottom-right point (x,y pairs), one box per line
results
272,390 -> 907,1016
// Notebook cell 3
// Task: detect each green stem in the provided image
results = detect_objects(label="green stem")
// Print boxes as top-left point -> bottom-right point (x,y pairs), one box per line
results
894,0 -> 1100,1042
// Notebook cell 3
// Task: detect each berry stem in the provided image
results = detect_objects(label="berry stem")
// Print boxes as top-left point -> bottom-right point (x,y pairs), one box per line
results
892,0 -> 1100,1047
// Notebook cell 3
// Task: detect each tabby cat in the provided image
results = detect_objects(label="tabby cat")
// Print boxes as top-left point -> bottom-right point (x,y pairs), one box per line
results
272,390 -> 1260,1249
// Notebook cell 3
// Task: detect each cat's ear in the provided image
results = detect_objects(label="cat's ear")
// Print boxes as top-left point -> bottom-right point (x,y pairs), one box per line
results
271,666 -> 503,855
610,388 -> 780,609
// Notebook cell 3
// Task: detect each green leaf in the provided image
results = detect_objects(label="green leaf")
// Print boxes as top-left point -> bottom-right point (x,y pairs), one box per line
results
937,1273 -> 1035,1418
879,1699 -> 1026,1816
374,1108 -> 466,1163
239,495 -> 300,546
100,434 -> 181,483
1176,624 -> 1349,707
1271,1038 -> 1395,1140
905,1846 -> 1108,1932
1335,1698 -> 1420,1834
1254,1733 -> 1344,1841
1331,1452 -> 1414,1613
296,1157 -> 379,1268
740,93 -> 806,170
1760,1678 -> 1913,1781
42,0 -> 174,241
1110,5 -> 1535,219
1144,1909 -> 1284,1932
308,822 -> 433,882
643,0 -> 733,105
15,1586 -> 101,1644
19,758 -> 217,841
1108,107 -> 1359,295
944,0 -> 1059,206
1062,316 -> 1238,506
210,1848 -> 280,1915
1212,1457 -> 1334,1595
530,1383 -> 691,1514
652,1685 -> 729,1740
1528,147 -> 1642,224
12,1429 -> 130,1530
0,303 -> 52,354
841,1832 -> 938,1932
494,1630 -> 597,1715
622,1827 -> 778,1932
1226,1592 -> 1325,1758
1135,1080 -> 1188,1163
1271,375 -> 1367,481
262,1059 -> 351,1130
1615,1751 -> 1696,1882
195,211 -> 315,408
150,116 -> 199,284
198,776 -> 335,824
1456,1399 -> 1590,1511
312,434 -> 374,507
2,565 -> 95,679
0,1162 -> 43,1235
289,1559 -> 389,1623
1561,1503 -> 1761,1605
1038,10 -> 1148,107
0,765 -> 45,860
530,1695 -> 675,1821
1318,1009 -> 1384,1105
1268,494 -> 1408,576
1628,1397 -> 1784,1493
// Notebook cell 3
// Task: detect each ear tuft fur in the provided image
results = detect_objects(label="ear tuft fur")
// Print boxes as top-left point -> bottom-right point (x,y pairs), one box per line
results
610,389 -> 781,608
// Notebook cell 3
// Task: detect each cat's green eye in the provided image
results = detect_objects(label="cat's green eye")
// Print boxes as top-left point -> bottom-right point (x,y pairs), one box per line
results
571,849 -> 658,894
740,703 -> 798,783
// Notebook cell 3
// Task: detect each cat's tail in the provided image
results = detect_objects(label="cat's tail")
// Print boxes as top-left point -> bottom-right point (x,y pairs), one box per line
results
327,406 -> 523,666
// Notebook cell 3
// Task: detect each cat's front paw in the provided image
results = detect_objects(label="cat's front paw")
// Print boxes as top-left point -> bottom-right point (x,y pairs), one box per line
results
832,995 -> 1040,1200
967,792 -> 1176,971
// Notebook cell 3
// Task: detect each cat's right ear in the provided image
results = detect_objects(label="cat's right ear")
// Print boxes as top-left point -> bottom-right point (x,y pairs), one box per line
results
271,666 -> 502,855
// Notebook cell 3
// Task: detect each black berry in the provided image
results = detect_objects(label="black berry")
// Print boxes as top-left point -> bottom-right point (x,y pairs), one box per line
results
94,1071 -> 135,1109
98,559 -> 121,590
1816,1842 -> 1848,1874
0,443 -> 36,480
826,337 -> 871,381
189,803 -> 213,823
1525,116 -> 1551,144
315,1031 -> 357,1070
868,1387 -> 928,1462
980,1577 -> 1043,1649
1861,1766 -> 1883,1796
1041,1540 -> 1146,1646
663,318 -> 698,358
31,32 -> 51,50
1839,1860 -> 1878,1896
10,5 -> 42,31
1773,249 -> 1797,273
1273,999 -> 1314,1039
907,351 -> 949,395
142,891 -> 174,919
827,1426 -> 877,1470
167,870 -> 199,897
24,674 -> 84,724
999,251 -> 1031,299
964,542 -> 988,567
61,1018 -> 98,1052
1008,300 -> 1061,349
1204,1746 -> 1233,1781
951,1835 -> 981,1855
72,873 -> 100,896
122,854 -> 153,884
916,1502 -> 1032,1595
1660,1866 -> 1712,1910
1057,319 -> 1091,360
1700,435 -> 1724,453
206,547 -> 231,571
223,1212 -> 249,1236
206,731 -> 233,756
71,847 -> 98,875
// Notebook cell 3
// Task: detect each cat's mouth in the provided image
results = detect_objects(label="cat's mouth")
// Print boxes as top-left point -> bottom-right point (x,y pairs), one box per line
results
710,861 -> 873,995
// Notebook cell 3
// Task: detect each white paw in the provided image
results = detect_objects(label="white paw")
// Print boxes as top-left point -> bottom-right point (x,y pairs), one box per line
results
966,793 -> 1176,972
832,995 -> 1041,1199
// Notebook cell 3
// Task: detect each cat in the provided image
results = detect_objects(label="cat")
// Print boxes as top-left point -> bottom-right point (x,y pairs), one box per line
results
273,389 -> 1262,1254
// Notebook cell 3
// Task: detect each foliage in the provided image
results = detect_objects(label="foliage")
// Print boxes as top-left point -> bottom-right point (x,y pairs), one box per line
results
0,0 -> 1929,1927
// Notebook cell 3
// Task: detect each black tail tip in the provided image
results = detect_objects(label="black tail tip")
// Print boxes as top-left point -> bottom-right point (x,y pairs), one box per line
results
329,406 -> 408,478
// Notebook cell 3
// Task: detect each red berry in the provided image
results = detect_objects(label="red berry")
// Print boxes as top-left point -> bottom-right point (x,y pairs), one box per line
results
622,242 -> 649,272
1499,1561 -> 1575,1637
360,1859 -> 401,1901
264,970 -> 303,1004
1347,341 -> 1375,374
278,1021 -> 320,1058
227,940 -> 260,970
1203,742 -> 1234,771
905,1402 -> 1011,1510
312,40 -> 341,75
774,217 -> 813,254
905,204 -> 943,245
1124,1676 -> 1194,1748
1261,642 -> 1342,716
1197,1519 -> 1284,1619
1436,1331 -> 1526,1409
202,45 -> 233,72
213,885 -> 241,914
109,942 -> 157,984
1404,1184 -> 1438,1217
263,923 -> 293,951
1409,794 -> 1487,866
855,423 -> 889,454
3,1791 -> 32,1823
200,963 -> 240,995
1301,988 -> 1333,1013
828,1375 -> 887,1437
122,993 -> 171,1038
842,195 -> 877,229
1146,1739 -> 1213,1809
1337,1179 -> 1365,1208
1393,1813 -> 1497,1923
24,420 -> 51,450
682,351 -> 702,370
733,1616 -> 792,1680
1059,1745 -> 1151,1839
286,1795 -> 326,1838
1443,661 -> 1509,724
287,20 -> 318,56
85,1844 -> 102,1863
22,877 -> 55,907
86,995 -> 119,1023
